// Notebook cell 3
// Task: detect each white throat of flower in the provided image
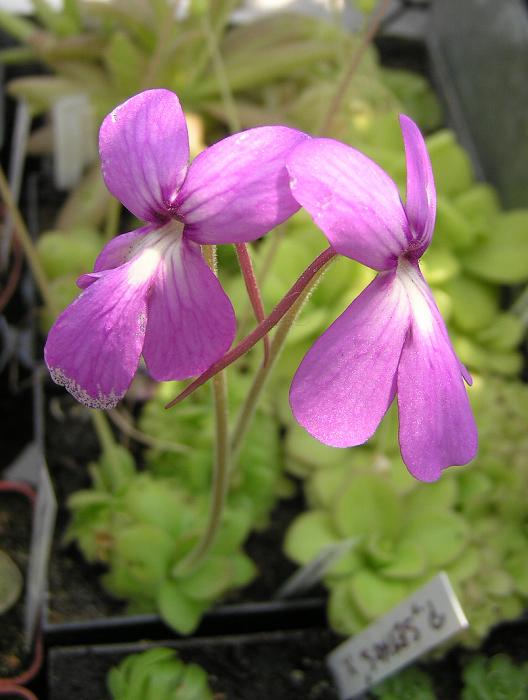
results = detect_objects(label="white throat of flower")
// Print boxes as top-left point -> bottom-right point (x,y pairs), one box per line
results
126,220 -> 184,285
396,257 -> 434,337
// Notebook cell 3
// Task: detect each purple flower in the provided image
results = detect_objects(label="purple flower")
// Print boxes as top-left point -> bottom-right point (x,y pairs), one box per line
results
45,89 -> 308,408
286,115 -> 477,482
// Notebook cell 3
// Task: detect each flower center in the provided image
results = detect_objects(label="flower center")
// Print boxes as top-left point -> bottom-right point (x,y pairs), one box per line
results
126,221 -> 184,285
396,257 -> 434,336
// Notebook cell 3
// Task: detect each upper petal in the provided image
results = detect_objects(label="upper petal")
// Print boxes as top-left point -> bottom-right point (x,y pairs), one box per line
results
286,138 -> 410,271
45,253 -> 160,408
176,126 -> 309,244
400,114 -> 436,255
142,238 -> 236,380
99,89 -> 189,223
290,271 -> 411,448
396,260 -> 478,481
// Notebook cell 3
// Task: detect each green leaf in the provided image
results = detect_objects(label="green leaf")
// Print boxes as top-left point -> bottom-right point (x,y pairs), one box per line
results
229,552 -> 257,588
405,478 -> 458,517
176,555 -> 233,601
157,581 -> 206,634
283,511 -> 340,565
454,184 -> 500,230
434,197 -> 479,252
334,475 -> 402,540
175,664 -> 214,700
123,478 -> 189,538
104,32 -> 147,95
350,571 -> 409,620
426,130 -> 474,196
444,276 -> 498,332
421,244 -> 461,284
0,550 -> 23,614
447,547 -> 480,584
380,539 -> 427,580
463,210 -> 528,283
372,665 -> 436,700
475,313 -> 524,352
506,551 -> 528,595
328,580 -> 367,635
402,511 -> 468,568
112,524 -> 175,588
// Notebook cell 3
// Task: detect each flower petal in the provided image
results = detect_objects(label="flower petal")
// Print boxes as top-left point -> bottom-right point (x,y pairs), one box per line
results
176,126 -> 309,244
99,89 -> 189,223
286,138 -> 410,271
45,257 -> 158,409
142,239 -> 236,380
94,225 -> 154,273
400,114 -> 436,255
396,261 -> 478,481
290,272 -> 411,447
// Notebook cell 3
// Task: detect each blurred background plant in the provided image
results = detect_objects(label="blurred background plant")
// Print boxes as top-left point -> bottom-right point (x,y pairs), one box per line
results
370,653 -> 528,700
107,647 -> 213,700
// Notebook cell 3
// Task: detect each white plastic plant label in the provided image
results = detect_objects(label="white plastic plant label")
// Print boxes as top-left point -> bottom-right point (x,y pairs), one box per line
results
52,93 -> 96,190
24,461 -> 57,647
275,538 -> 358,599
327,572 -> 468,699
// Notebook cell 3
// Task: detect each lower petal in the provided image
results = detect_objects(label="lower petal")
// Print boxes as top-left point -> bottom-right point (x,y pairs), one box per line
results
290,272 -> 411,448
45,259 -> 155,408
142,238 -> 236,380
396,265 -> 478,481
94,224 -> 154,272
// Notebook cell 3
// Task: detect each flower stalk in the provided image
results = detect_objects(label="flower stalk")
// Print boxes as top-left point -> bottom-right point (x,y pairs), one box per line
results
166,246 -> 337,408
235,242 -> 270,364
177,244 -> 231,573
230,253 -> 334,470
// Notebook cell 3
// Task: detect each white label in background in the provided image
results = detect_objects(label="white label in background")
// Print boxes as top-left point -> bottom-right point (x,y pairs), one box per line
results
24,460 -> 57,648
275,538 -> 358,599
327,573 -> 468,699
52,93 -> 96,190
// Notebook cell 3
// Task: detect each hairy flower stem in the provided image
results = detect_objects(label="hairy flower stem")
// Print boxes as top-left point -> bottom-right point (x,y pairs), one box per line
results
90,409 -> 117,455
235,242 -> 270,364
0,165 -> 55,312
166,246 -> 337,408
178,245 -> 231,573
230,256 -> 333,471
318,0 -> 392,136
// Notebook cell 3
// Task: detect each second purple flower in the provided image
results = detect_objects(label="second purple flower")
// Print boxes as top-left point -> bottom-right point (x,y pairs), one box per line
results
286,115 -> 478,482
45,89 -> 308,409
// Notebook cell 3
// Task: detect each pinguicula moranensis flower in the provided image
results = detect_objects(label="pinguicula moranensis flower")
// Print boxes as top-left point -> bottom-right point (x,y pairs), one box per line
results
286,115 -> 478,482
44,89 -> 308,409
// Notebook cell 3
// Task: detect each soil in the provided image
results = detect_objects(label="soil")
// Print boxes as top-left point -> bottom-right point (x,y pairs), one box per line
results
48,629 -> 341,700
0,492 -> 33,679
